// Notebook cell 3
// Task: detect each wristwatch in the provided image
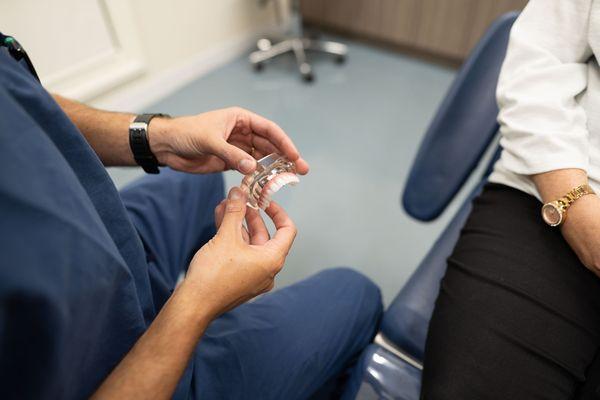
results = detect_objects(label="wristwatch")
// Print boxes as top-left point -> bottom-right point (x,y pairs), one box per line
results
541,184 -> 595,227
129,113 -> 170,174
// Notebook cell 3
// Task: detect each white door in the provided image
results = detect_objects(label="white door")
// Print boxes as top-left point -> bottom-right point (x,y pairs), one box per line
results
0,0 -> 146,100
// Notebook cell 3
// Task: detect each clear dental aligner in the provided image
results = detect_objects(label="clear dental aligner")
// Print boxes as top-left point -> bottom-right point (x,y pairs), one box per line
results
241,153 -> 300,210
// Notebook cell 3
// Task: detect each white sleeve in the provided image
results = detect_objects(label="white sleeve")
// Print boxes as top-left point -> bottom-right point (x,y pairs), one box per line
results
496,0 -> 594,175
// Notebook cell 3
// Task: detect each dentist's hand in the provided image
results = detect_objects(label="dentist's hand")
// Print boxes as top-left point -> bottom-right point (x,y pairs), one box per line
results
185,187 -> 297,318
149,107 -> 310,175
92,187 -> 295,400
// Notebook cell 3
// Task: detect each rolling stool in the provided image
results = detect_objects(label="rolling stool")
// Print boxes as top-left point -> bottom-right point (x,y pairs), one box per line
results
250,0 -> 347,82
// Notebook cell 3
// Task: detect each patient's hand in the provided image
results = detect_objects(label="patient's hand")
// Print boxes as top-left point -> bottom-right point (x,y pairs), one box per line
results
560,194 -> 600,278
185,187 -> 296,318
149,107 -> 310,175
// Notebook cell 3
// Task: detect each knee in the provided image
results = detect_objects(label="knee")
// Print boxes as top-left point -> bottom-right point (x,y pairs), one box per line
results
317,267 -> 383,322
318,267 -> 379,293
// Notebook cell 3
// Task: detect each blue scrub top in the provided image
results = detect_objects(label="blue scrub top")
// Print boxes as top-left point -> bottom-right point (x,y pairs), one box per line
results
0,48 -> 172,398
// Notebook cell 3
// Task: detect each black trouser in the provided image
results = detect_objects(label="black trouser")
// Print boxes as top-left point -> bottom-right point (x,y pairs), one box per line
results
421,183 -> 600,399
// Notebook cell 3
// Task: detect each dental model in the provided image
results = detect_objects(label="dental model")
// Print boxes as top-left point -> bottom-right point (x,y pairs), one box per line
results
241,153 -> 300,210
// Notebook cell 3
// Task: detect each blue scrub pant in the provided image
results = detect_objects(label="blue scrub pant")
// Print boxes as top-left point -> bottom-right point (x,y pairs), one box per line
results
119,169 -> 383,399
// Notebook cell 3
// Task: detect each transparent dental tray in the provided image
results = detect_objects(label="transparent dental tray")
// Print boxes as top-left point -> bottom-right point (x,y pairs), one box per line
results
241,153 -> 299,210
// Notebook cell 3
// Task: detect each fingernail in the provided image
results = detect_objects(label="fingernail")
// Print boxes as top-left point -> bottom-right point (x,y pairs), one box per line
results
239,158 -> 255,173
299,158 -> 309,173
229,187 -> 242,200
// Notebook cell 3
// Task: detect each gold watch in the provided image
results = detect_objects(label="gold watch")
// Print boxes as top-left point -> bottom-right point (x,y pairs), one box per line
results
541,184 -> 596,227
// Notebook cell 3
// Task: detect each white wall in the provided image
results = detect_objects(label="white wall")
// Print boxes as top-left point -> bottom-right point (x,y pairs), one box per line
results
1,0 -> 284,111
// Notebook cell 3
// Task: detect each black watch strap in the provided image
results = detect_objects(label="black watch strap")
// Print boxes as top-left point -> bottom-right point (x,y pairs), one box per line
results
129,113 -> 169,174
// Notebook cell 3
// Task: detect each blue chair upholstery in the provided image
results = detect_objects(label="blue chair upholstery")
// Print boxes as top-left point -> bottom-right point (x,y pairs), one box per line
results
343,12 -> 519,399
381,181 -> 484,362
343,345 -> 422,400
381,11 -> 517,364
402,12 -> 518,222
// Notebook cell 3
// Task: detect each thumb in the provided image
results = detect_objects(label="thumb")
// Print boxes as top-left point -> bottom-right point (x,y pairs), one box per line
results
212,140 -> 256,174
219,187 -> 247,238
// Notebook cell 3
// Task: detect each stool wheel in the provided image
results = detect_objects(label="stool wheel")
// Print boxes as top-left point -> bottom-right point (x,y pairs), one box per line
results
302,72 -> 314,82
335,54 -> 347,64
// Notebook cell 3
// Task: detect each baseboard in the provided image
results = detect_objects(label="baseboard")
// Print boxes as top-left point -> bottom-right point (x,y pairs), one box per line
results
90,30 -> 272,113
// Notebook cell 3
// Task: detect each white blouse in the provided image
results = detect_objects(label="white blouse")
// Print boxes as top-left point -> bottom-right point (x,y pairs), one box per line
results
489,0 -> 600,200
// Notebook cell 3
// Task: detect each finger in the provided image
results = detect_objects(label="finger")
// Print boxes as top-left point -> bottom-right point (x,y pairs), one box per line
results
169,154 -> 227,174
192,156 -> 227,173
251,135 -> 279,156
251,136 -> 309,175
237,109 -> 310,174
293,158 -> 310,175
228,131 -> 254,147
218,187 -> 248,240
241,224 -> 250,244
244,110 -> 302,161
245,208 -> 270,245
251,149 -> 272,161
228,139 -> 254,155
214,200 -> 226,229
264,201 -> 297,252
209,138 -> 257,174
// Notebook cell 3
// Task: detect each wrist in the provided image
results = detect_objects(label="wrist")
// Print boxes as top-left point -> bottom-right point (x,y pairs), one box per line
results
560,193 -> 599,231
176,278 -> 219,324
147,116 -> 174,162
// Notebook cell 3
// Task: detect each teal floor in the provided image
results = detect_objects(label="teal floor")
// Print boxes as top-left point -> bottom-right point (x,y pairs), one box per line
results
109,38 -> 465,304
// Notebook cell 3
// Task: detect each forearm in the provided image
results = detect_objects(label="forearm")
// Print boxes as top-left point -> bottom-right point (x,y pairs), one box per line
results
531,168 -> 589,203
91,281 -> 213,400
53,94 -> 135,166
52,100 -> 309,175
53,94 -> 170,166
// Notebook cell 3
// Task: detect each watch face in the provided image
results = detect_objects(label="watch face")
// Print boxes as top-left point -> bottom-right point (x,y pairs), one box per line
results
542,203 -> 562,226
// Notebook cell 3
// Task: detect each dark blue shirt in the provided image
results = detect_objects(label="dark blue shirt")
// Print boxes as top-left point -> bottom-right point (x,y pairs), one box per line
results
0,48 -> 178,398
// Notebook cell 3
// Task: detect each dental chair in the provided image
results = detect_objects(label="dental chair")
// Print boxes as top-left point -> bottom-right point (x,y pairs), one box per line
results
341,12 -> 519,399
